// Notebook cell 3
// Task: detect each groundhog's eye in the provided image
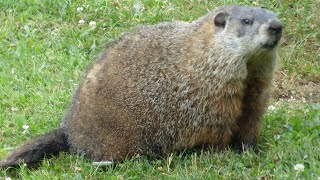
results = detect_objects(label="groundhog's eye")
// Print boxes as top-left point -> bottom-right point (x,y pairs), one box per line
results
241,18 -> 253,25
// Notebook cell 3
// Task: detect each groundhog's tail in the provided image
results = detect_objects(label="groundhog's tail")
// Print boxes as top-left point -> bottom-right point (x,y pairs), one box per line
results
0,128 -> 69,169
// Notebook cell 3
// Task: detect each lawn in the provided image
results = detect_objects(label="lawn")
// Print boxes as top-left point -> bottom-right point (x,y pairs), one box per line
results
0,0 -> 319,179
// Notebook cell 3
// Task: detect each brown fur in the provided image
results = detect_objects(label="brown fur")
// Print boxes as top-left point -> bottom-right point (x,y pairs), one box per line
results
0,129 -> 68,168
0,5 -> 282,168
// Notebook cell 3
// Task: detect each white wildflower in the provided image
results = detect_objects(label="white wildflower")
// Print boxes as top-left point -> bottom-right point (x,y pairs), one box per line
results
51,28 -> 59,36
22,124 -> 30,135
11,106 -> 19,112
23,124 -> 29,130
294,163 -> 305,171
79,19 -> 85,24
252,1 -> 259,6
72,165 -> 82,172
289,96 -> 294,102
268,105 -> 276,111
274,134 -> 281,140
77,7 -> 84,12
89,21 -> 96,28
5,177 -> 12,180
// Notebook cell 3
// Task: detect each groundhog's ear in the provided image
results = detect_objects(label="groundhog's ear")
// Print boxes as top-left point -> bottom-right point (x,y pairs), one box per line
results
214,12 -> 228,28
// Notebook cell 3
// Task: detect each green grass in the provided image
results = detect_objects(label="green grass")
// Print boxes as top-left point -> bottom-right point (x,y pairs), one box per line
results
0,0 -> 319,179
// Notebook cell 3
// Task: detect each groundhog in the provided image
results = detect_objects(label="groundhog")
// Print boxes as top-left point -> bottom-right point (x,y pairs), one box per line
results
0,5 -> 282,168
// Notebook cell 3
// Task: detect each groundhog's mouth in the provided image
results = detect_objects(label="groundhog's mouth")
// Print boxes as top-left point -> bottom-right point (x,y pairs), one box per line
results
262,40 -> 279,50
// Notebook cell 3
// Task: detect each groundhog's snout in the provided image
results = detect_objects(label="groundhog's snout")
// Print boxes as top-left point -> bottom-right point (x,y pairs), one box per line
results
267,19 -> 283,41
262,19 -> 282,49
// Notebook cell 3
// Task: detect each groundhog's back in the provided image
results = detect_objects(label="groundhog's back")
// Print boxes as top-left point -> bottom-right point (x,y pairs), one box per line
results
63,18 -> 220,160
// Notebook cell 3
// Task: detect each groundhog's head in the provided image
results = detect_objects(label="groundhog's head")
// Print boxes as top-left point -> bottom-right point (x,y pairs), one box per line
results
212,5 -> 282,57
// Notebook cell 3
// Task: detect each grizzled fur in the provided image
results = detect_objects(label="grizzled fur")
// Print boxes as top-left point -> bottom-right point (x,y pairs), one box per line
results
0,5 -> 282,168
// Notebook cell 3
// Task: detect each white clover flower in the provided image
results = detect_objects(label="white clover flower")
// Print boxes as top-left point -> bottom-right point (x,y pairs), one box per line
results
294,163 -> 305,171
79,19 -> 85,24
274,134 -> 281,140
51,28 -> 60,36
22,124 -> 30,135
252,1 -> 259,6
11,106 -> 19,112
268,105 -> 276,111
5,177 -> 12,180
77,7 -> 84,12
23,124 -> 29,130
289,96 -> 295,102
89,21 -> 96,28
72,165 -> 82,172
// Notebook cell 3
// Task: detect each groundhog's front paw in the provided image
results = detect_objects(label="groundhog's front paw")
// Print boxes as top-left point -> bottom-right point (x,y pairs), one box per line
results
231,134 -> 257,153
234,142 -> 256,153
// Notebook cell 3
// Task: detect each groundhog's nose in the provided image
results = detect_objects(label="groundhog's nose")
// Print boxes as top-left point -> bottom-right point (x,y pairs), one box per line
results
268,20 -> 283,39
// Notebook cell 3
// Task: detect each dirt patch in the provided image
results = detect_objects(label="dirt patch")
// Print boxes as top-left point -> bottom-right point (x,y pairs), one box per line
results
272,70 -> 320,103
